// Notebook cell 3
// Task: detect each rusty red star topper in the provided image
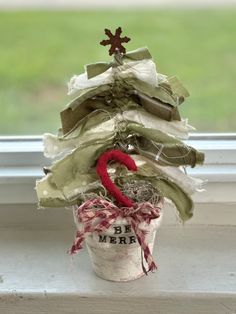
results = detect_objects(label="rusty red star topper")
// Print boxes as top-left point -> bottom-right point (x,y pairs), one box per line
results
100,27 -> 131,56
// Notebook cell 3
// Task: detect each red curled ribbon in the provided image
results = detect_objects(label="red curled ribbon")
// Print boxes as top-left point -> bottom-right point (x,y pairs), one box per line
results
70,198 -> 163,274
96,149 -> 138,207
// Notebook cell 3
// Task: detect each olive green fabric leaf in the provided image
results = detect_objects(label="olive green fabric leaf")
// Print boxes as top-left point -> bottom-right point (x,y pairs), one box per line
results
167,76 -> 190,102
152,178 -> 193,221
132,91 -> 181,121
132,136 -> 204,167
49,140 -> 112,189
124,47 -> 152,61
36,171 -> 101,208
125,123 -> 204,167
61,84 -> 111,134
124,77 -> 183,121
65,84 -> 112,111
124,77 -> 179,107
65,109 -> 114,139
86,62 -> 112,79
36,175 -> 67,207
127,122 -> 180,144
61,173 -> 99,203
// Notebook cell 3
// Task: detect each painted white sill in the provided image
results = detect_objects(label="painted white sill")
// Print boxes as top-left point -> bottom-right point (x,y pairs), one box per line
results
0,226 -> 235,314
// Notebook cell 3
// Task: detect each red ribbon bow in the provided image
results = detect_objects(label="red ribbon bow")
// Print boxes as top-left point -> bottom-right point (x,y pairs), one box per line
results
70,198 -> 163,274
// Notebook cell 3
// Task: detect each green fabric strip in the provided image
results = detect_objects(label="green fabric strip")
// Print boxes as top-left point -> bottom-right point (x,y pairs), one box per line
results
126,123 -> 180,144
86,62 -> 112,79
131,136 -> 204,167
86,47 -> 152,79
124,77 -> 178,107
134,91 -> 181,121
61,84 -> 111,134
124,47 -> 152,61
168,76 -> 190,100
50,140 -> 112,189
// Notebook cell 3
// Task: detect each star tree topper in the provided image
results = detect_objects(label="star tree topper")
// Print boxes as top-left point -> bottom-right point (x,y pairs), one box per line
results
100,27 -> 131,56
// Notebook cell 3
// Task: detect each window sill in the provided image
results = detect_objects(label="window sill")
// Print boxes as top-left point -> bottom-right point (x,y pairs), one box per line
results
0,226 -> 235,314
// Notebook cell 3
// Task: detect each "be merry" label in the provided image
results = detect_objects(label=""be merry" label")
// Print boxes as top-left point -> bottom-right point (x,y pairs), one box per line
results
98,225 -> 137,245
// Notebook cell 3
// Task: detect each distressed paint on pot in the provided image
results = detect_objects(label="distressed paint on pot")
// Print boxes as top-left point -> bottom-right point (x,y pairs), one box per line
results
73,209 -> 163,282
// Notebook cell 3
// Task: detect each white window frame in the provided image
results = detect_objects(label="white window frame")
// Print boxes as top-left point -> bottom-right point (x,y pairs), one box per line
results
0,133 -> 236,206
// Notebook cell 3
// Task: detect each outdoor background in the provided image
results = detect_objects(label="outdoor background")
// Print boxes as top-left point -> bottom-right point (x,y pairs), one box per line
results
0,2 -> 236,134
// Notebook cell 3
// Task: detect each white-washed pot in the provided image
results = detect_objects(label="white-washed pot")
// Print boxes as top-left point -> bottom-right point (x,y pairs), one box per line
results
73,209 -> 163,282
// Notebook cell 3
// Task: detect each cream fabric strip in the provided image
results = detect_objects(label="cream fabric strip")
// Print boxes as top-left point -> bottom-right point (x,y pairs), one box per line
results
67,59 -> 158,95
121,110 -> 194,139
132,155 -> 205,196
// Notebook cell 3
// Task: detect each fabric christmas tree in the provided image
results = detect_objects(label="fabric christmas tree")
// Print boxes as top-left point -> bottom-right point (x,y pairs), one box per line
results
36,28 -> 204,273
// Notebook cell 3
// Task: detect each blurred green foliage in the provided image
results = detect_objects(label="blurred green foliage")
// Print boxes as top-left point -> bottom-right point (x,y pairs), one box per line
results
0,10 -> 236,134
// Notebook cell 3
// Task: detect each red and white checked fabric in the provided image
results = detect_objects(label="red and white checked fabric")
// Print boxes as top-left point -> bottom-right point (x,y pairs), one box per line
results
70,198 -> 163,274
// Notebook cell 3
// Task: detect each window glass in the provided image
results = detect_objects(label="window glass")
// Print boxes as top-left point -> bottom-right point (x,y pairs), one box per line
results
0,10 -> 235,134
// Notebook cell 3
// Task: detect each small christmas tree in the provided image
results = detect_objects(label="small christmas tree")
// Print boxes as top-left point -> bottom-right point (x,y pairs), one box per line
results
36,28 -> 204,281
